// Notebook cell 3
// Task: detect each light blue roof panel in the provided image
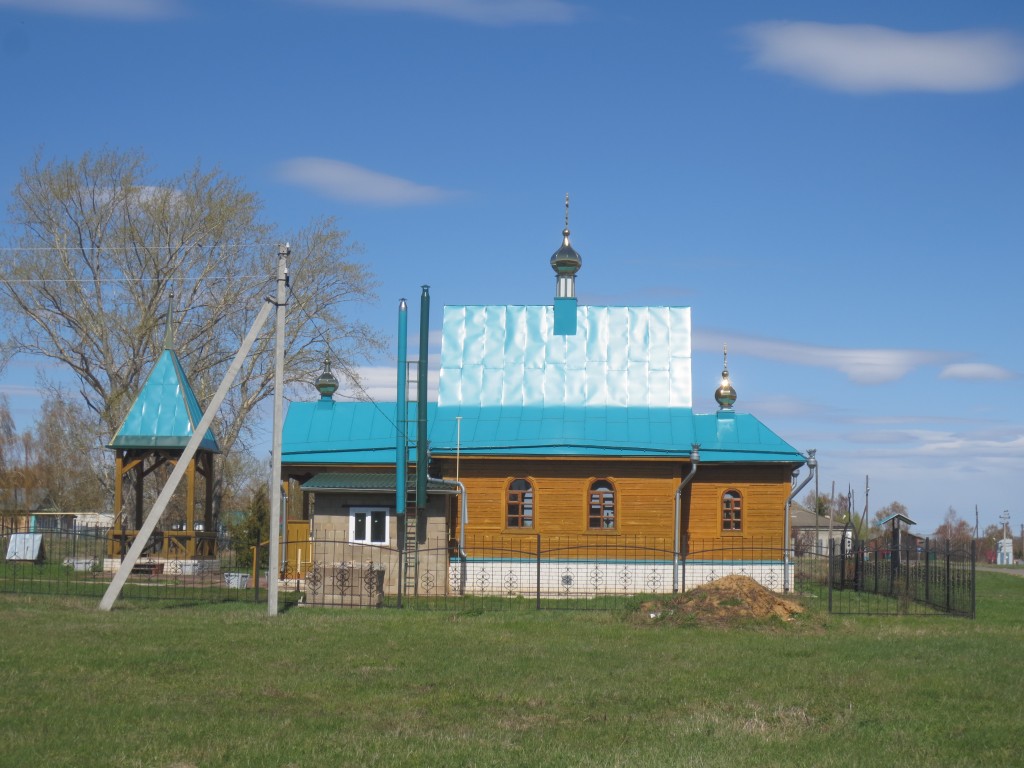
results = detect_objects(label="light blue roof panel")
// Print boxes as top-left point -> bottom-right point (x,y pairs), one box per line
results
439,305 -> 692,409
109,349 -> 219,452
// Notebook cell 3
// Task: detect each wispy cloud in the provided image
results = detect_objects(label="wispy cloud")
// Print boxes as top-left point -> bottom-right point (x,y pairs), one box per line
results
298,0 -> 578,26
337,366 -> 439,402
278,158 -> 456,206
695,330 -> 946,384
741,22 -> 1024,92
939,363 -> 1015,381
847,427 -> 1024,460
0,0 -> 180,19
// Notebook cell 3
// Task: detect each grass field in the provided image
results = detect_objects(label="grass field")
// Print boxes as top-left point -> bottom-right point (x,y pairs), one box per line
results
1,571 -> 1022,767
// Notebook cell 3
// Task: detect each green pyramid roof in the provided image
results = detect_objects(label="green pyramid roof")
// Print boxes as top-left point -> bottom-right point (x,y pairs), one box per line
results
108,348 -> 220,452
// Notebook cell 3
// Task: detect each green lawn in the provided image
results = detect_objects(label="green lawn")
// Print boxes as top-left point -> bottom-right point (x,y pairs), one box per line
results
1,572 -> 1022,767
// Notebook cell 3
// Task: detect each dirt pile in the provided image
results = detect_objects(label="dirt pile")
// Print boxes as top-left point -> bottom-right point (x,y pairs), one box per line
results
638,574 -> 803,626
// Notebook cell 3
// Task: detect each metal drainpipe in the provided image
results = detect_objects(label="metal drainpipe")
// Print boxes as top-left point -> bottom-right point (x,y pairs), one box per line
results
673,443 -> 701,593
426,475 -> 468,558
784,449 -> 817,593
424,475 -> 469,592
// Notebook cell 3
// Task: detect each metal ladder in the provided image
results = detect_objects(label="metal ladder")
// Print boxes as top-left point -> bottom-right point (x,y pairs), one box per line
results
402,496 -> 419,594
401,358 -> 420,594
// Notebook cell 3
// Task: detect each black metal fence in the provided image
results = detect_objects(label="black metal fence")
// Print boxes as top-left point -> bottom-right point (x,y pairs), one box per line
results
287,533 -> 803,611
823,538 -> 975,617
0,520 -> 279,605
1,521 -> 973,617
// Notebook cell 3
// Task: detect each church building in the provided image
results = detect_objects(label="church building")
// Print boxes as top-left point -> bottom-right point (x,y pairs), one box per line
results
282,203 -> 812,598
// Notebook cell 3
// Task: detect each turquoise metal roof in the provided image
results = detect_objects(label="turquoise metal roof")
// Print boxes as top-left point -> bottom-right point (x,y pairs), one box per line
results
282,400 -> 804,465
282,400 -> 431,465
439,305 -> 692,409
108,348 -> 219,452
430,405 -> 803,463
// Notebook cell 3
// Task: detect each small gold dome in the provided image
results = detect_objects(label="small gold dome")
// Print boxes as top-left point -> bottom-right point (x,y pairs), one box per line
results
715,345 -> 737,410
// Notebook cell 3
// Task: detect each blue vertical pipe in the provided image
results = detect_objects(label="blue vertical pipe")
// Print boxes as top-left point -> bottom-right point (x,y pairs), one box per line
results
416,286 -> 430,510
396,299 -> 408,518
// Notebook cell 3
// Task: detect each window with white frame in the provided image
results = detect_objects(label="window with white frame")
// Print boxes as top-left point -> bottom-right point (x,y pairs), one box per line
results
349,507 -> 390,545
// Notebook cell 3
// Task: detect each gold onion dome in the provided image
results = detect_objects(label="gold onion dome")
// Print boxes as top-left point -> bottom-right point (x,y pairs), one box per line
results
715,345 -> 737,410
315,353 -> 339,399
550,194 -> 582,277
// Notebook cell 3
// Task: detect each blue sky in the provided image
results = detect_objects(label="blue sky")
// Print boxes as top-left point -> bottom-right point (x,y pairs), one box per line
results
0,0 -> 1021,533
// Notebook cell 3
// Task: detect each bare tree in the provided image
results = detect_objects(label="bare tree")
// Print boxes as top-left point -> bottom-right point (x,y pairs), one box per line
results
31,395 -> 108,514
0,148 -> 384,468
935,506 -> 973,549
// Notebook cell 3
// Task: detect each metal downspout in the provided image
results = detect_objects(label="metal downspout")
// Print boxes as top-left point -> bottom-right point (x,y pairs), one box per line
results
424,474 -> 469,593
784,449 -> 817,593
673,444 -> 700,593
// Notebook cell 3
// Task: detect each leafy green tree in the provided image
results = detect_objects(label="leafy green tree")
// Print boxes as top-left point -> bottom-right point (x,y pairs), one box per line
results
227,485 -> 270,569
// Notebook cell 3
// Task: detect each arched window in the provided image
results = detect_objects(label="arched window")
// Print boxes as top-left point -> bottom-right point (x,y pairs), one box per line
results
507,479 -> 534,528
588,480 -> 616,530
722,490 -> 742,532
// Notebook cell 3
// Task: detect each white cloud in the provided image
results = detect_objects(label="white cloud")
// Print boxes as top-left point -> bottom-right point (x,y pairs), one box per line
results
695,330 -> 946,384
742,22 -> 1024,92
337,365 -> 438,402
278,158 -> 455,206
939,363 -> 1015,381
298,0 -> 577,25
854,428 -> 1024,461
0,0 -> 180,19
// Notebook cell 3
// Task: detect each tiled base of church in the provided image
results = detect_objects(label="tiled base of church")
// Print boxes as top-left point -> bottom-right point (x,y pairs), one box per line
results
447,560 -> 791,597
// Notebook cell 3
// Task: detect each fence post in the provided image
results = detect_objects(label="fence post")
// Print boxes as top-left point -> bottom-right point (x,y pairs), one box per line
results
827,538 -> 834,613
536,534 -> 542,610
924,538 -> 930,605
945,539 -> 951,612
970,539 -> 976,619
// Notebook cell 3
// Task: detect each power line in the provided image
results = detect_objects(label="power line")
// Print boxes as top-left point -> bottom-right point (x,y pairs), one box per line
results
288,284 -> 399,431
0,275 -> 269,285
0,241 -> 278,253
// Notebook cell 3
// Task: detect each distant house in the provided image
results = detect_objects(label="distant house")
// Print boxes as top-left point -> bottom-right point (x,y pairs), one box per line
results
790,502 -> 845,556
0,489 -> 75,533
282,209 -> 813,597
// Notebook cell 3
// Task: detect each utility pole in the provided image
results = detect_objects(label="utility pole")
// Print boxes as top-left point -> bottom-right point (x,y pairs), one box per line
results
268,244 -> 289,617
862,475 -> 869,537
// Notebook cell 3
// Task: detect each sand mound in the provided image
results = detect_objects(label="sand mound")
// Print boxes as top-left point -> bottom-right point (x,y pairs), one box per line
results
639,574 -> 803,626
